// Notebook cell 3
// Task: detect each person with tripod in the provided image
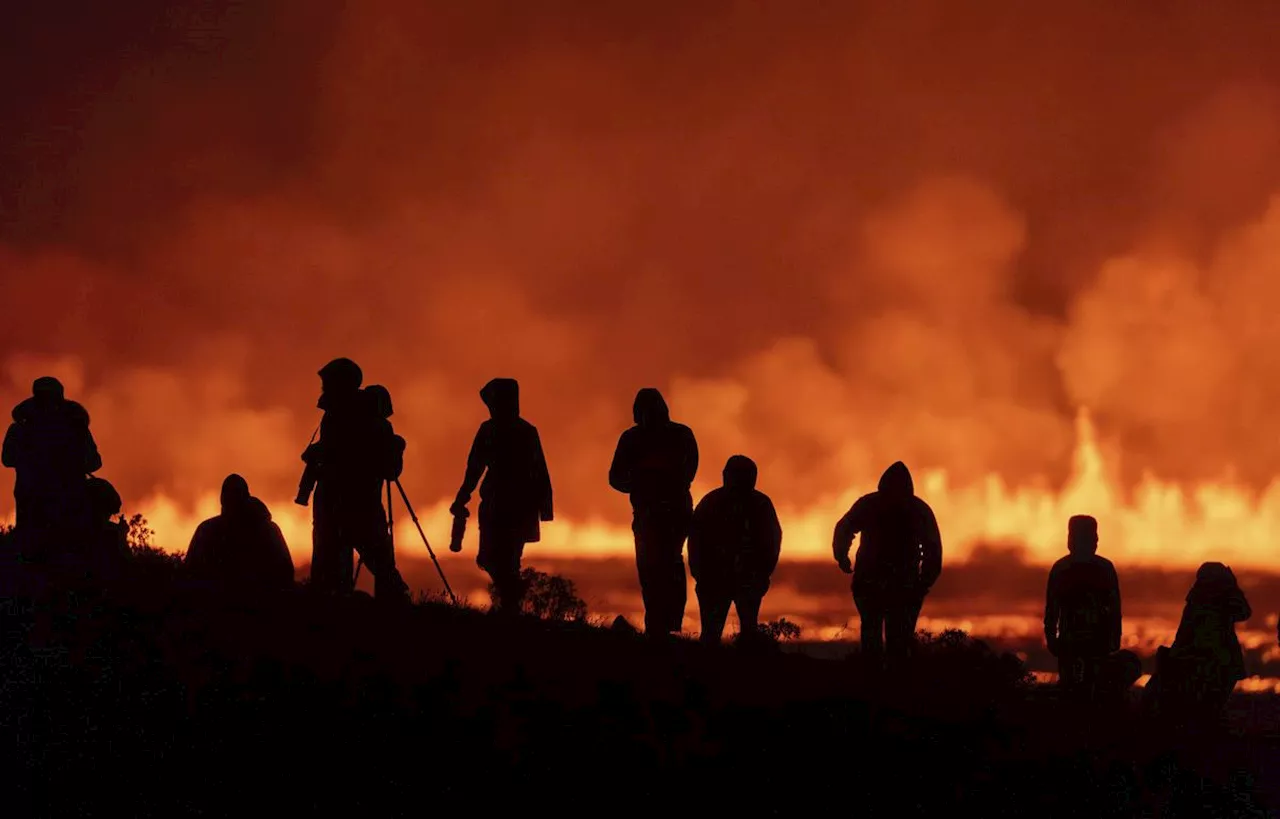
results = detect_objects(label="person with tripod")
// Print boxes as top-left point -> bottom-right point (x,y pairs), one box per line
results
450,378 -> 553,615
297,359 -> 409,602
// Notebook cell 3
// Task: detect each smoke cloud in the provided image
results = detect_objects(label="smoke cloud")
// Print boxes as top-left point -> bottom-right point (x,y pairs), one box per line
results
5,1 -> 1280,553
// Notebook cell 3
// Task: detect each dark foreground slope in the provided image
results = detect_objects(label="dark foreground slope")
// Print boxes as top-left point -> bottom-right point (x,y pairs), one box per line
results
0,559 -> 1275,817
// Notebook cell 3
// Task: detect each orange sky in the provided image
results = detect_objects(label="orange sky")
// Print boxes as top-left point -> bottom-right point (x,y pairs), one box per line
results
5,2 -> 1280,581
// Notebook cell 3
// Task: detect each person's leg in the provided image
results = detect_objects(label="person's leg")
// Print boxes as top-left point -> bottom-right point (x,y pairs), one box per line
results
734,588 -> 763,639
697,582 -> 731,645
310,495 -> 354,595
854,591 -> 886,668
884,601 -> 916,664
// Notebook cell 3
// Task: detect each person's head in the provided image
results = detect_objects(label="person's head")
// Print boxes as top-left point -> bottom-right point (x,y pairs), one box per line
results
722,455 -> 758,491
31,376 -> 64,403
1067,515 -> 1099,556
877,461 -> 914,498
364,384 -> 393,419
632,388 -> 670,427
480,378 -> 520,420
318,358 -> 363,397
220,473 -> 251,515
1195,561 -> 1235,587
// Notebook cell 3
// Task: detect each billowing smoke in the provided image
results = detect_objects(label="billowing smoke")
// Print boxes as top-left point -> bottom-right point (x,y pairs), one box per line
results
5,1 -> 1280,554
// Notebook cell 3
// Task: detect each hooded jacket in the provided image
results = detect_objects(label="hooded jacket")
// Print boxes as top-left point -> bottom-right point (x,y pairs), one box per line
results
454,378 -> 553,542
1170,563 -> 1252,683
608,388 -> 699,512
185,484 -> 295,593
3,395 -> 102,497
832,461 -> 942,596
688,455 -> 782,588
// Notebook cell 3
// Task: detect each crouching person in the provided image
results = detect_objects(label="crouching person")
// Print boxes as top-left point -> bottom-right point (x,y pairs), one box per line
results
688,455 -> 782,645
185,474 -> 295,598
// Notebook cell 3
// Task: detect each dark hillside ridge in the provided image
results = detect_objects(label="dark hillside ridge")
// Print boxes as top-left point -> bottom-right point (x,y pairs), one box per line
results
0,555 -> 1274,817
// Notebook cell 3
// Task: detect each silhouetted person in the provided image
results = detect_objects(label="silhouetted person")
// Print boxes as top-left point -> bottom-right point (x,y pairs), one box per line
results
833,461 -> 942,668
451,378 -> 553,615
609,388 -> 698,636
185,474 -> 294,596
1044,515 -> 1122,702
688,455 -> 781,645
300,359 -> 409,602
2,377 -> 102,562
1149,562 -> 1251,729
84,474 -> 129,575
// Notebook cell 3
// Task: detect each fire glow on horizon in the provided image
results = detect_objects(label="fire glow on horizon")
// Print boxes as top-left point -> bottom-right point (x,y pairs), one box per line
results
18,407 -> 1280,574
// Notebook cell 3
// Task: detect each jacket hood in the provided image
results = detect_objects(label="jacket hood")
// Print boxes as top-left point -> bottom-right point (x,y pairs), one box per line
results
220,474 -> 252,515
722,455 -> 758,490
633,388 -> 670,427
481,378 -> 520,419
877,461 -> 914,496
364,385 -> 393,419
1187,561 -> 1237,604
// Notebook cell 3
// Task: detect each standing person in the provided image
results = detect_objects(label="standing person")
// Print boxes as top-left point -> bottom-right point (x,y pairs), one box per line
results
3,376 -> 103,564
450,378 -> 553,615
832,461 -> 942,669
609,388 -> 698,636
687,455 -> 782,645
299,358 -> 408,601
1043,515 -> 1122,701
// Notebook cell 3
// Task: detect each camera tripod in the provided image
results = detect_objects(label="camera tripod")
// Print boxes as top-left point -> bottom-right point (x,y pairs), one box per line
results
354,478 -> 458,606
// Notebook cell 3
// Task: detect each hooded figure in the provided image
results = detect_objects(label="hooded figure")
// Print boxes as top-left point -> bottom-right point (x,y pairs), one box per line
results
609,388 -> 699,635
301,360 -> 409,601
832,461 -> 942,665
452,378 -> 553,614
1043,515 -> 1122,700
185,474 -> 295,595
1148,562 -> 1252,725
688,455 -> 782,645
3,377 -> 103,560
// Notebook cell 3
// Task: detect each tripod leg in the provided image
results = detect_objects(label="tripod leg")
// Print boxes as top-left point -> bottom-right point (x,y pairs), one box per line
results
393,480 -> 459,605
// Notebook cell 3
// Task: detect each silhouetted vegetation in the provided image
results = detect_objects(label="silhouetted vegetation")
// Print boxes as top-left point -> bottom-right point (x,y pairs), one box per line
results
485,567 -> 588,623
757,616 -> 803,642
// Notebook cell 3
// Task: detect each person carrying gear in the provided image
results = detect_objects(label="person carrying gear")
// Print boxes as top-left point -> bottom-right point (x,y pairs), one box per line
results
451,378 -> 553,615
833,461 -> 942,668
1146,561 -> 1251,730
609,388 -> 698,636
2,376 -> 103,563
688,455 -> 782,645
300,359 -> 408,601
184,474 -> 295,596
1044,515 -> 1122,702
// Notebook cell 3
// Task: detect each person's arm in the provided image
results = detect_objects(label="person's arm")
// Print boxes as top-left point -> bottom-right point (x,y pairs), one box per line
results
452,424 -> 490,512
184,522 -> 211,574
532,428 -> 553,522
1044,565 -> 1061,655
687,500 -> 707,582
681,427 -> 699,488
607,431 -> 633,494
1,423 -> 19,468
83,426 -> 103,475
763,496 -> 783,579
269,523 -> 295,588
832,497 -> 865,573
918,500 -> 943,590
1107,562 -> 1123,653
1228,587 -> 1252,623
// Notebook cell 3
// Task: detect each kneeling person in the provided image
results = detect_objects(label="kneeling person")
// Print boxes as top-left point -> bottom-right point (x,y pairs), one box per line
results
185,474 -> 295,595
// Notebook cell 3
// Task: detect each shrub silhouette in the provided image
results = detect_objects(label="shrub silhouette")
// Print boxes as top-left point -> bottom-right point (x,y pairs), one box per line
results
487,567 -> 588,622
757,617 -> 802,643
